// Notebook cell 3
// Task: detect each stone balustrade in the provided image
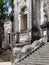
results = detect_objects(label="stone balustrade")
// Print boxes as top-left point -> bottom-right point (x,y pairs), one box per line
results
12,37 -> 47,64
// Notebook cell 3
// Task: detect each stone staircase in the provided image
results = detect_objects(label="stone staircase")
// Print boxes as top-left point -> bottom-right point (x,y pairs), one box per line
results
14,43 -> 49,65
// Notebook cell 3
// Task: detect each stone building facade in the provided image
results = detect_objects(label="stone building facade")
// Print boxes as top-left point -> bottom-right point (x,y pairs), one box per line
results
13,0 -> 49,42
14,0 -> 32,32
40,0 -> 49,41
31,0 -> 49,41
12,0 -> 49,64
13,0 -> 32,42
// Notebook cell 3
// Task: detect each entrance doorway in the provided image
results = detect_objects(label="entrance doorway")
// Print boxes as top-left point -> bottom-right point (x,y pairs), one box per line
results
21,14 -> 27,32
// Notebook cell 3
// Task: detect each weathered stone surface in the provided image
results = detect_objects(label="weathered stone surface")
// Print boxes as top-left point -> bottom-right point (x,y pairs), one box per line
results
32,40 -> 39,46
21,45 -> 34,53
38,37 -> 47,44
13,47 -> 21,54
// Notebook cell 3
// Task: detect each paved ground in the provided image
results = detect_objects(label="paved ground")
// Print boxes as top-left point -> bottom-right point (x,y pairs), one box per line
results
0,62 -> 11,65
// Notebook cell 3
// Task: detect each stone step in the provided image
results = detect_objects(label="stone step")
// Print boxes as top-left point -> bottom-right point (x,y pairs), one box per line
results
21,60 -> 49,64
19,43 -> 49,65
13,43 -> 49,65
24,54 -> 49,59
41,45 -> 49,49
18,61 -> 49,65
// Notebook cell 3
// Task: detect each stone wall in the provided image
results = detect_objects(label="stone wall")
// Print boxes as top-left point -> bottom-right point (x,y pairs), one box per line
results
14,0 -> 32,32
14,0 -> 19,32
